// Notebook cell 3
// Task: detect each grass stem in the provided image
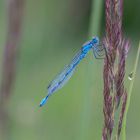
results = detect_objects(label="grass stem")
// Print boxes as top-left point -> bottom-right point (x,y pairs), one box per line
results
77,0 -> 103,140
121,42 -> 140,140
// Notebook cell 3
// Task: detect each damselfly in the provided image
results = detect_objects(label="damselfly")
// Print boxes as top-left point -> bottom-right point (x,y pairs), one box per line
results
39,37 -> 105,107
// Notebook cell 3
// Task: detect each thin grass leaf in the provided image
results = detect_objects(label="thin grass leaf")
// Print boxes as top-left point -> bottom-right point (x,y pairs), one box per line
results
77,0 -> 103,140
121,42 -> 140,140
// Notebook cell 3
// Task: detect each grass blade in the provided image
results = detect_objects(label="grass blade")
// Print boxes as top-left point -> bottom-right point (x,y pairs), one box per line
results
121,42 -> 140,140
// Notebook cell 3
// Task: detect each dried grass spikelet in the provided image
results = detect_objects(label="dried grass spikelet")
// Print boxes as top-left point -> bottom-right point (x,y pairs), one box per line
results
102,0 -> 130,139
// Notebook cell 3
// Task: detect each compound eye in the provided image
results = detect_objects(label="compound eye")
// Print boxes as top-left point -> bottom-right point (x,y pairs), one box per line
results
92,37 -> 99,43
93,38 -> 98,44
94,39 -> 97,43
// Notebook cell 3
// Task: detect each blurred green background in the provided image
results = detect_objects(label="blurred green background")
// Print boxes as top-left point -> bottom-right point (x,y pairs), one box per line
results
0,0 -> 140,140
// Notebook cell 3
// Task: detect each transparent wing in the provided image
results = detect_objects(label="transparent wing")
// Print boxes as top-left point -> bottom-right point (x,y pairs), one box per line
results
92,44 -> 105,59
39,49 -> 83,107
48,49 -> 83,95
39,67 -> 76,107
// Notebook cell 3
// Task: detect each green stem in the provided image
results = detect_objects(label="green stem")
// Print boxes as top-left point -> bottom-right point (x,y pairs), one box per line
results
77,0 -> 103,140
121,42 -> 140,140
88,0 -> 103,37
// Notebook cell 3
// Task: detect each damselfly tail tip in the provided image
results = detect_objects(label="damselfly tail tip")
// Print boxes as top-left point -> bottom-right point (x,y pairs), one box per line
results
39,100 -> 45,107
39,95 -> 49,107
39,103 -> 43,107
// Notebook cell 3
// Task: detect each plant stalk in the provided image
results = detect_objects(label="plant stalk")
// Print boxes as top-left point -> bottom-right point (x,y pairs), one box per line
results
77,0 -> 103,140
121,42 -> 140,140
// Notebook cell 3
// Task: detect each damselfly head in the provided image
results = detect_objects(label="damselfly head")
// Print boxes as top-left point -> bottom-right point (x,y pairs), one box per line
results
91,36 -> 99,45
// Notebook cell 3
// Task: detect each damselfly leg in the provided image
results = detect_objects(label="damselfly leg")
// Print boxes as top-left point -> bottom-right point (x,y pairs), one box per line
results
92,44 -> 106,59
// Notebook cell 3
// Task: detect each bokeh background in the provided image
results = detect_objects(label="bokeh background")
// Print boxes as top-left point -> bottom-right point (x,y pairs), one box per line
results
0,0 -> 140,140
